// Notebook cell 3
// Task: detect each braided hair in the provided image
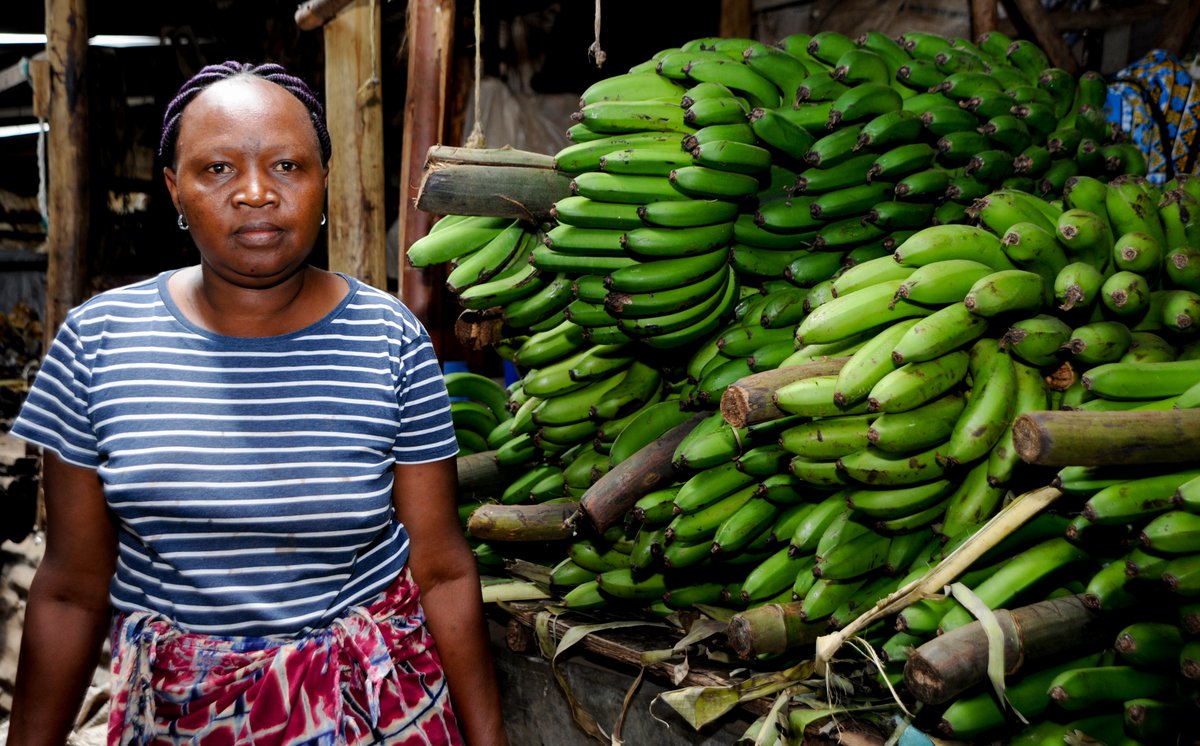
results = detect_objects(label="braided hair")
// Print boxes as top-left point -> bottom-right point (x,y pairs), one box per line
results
159,61 -> 332,167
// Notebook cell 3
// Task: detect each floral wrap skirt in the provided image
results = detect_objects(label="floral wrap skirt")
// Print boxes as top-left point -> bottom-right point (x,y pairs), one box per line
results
107,568 -> 463,745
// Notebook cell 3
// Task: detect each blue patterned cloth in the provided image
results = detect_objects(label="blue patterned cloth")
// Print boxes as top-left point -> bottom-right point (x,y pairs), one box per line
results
1106,49 -> 1200,184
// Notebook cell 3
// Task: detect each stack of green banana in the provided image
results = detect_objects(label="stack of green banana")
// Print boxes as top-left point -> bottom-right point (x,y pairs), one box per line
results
406,27 -> 1200,742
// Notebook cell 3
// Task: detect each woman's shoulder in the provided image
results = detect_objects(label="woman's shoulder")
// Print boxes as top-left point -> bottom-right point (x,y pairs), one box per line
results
340,276 -> 427,337
69,273 -> 167,318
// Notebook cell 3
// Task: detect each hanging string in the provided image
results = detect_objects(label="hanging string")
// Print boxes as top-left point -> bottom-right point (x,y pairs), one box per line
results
464,0 -> 487,148
357,0 -> 381,101
588,0 -> 606,69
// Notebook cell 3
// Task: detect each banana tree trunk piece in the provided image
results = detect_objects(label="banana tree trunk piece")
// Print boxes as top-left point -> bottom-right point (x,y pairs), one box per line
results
720,358 -> 849,427
466,501 -> 580,542
1013,409 -> 1200,466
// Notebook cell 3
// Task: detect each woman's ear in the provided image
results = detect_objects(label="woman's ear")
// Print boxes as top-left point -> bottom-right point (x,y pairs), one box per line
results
163,166 -> 181,213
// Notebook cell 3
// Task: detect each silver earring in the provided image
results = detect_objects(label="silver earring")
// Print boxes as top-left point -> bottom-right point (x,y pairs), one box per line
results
320,213 -> 327,226
177,214 -> 189,230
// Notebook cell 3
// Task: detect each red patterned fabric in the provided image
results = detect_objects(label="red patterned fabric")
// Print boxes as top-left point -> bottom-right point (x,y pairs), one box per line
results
107,568 -> 462,745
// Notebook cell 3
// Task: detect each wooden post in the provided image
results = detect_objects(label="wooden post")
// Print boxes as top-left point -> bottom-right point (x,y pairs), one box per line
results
43,0 -> 89,349
1156,0 -> 1200,59
399,0 -> 455,332
719,0 -> 753,39
323,0 -> 387,288
1009,0 -> 1078,74
970,0 -> 998,37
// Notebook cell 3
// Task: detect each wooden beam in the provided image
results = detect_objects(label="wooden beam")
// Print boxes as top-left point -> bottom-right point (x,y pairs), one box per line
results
44,0 -> 89,350
398,0 -> 455,342
970,0 -> 999,37
323,0 -> 387,288
1049,4 -> 1162,31
719,0 -> 753,39
295,0 -> 357,31
1009,0 -> 1078,74
1156,0 -> 1200,58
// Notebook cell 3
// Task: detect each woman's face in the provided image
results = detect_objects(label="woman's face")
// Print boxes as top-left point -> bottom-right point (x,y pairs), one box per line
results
164,76 -> 328,289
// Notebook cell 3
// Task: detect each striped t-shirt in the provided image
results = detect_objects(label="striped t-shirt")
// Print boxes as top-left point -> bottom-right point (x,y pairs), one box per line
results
11,271 -> 459,637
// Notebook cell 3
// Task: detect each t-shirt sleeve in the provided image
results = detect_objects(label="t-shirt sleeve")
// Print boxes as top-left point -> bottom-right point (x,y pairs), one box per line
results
10,315 -> 101,468
393,312 -> 460,464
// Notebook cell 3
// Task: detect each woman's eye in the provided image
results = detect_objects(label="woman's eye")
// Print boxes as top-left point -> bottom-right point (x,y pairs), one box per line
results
276,161 -> 298,172
207,163 -> 230,175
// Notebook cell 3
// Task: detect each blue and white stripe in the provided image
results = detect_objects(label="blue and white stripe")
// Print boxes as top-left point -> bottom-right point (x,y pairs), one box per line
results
11,272 -> 458,636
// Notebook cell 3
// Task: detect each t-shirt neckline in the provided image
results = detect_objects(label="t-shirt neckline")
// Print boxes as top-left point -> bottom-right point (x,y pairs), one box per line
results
156,269 -> 358,345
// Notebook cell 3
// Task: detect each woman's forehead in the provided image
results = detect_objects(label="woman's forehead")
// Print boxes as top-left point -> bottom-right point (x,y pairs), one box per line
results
177,77 -> 316,149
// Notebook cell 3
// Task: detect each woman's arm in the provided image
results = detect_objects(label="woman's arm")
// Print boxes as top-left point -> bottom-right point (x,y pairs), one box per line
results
7,452 -> 117,746
392,458 -> 508,746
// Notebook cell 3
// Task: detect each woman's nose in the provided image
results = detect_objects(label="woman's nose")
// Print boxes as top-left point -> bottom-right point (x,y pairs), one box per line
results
235,167 -> 277,206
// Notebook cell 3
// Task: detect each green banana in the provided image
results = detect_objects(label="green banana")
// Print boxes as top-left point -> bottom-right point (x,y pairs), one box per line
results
669,165 -> 760,200
620,221 -> 734,259
1055,207 -> 1114,270
940,339 -> 1017,468
920,106 -> 980,138
1081,469 -> 1200,525
775,374 -> 871,418
893,224 -> 1017,271
637,197 -> 738,229
571,171 -> 688,204
1161,289 -> 1200,333
833,317 -> 921,407
867,349 -> 970,414
779,414 -> 876,460
666,482 -> 757,544
1107,176 -> 1167,249
892,258 -> 993,306
804,123 -> 867,168
856,109 -> 924,151
407,215 -> 514,267
684,58 -> 781,109
846,480 -> 955,521
747,106 -> 817,161
1100,270 -> 1152,318
963,269 -> 1047,317
1053,261 -> 1104,311
512,317 -> 590,369
814,528 -> 891,579
552,195 -> 648,231
1081,359 -> 1200,400
598,146 -> 694,176
811,182 -> 894,221
938,537 -> 1092,634
1061,320 -> 1133,365
867,392 -> 966,454
935,130 -> 993,167
794,154 -> 877,195
827,82 -> 903,127
604,245 -> 729,293
691,138 -> 773,175
741,546 -> 813,604
1047,666 -> 1175,712
712,497 -> 780,555
579,71 -> 689,105
542,224 -> 626,257
867,142 -> 938,182
891,303 -> 988,365
838,442 -> 947,485
682,95 -> 750,127
1000,221 -> 1069,285
445,221 -> 528,293
864,200 -> 936,230
789,491 -> 852,554
829,255 -> 915,298
573,100 -> 691,134
605,265 -> 732,319
999,313 -> 1070,367
681,121 -> 757,150
980,113 -> 1033,153
796,278 -> 935,345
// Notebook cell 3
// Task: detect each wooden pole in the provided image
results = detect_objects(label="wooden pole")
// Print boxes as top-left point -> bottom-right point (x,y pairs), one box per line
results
970,0 -> 999,37
1013,409 -> 1200,466
1155,0 -> 1200,58
295,0 -> 357,31
903,594 -> 1112,706
1008,0 -> 1078,75
398,0 -> 455,327
43,0 -> 89,350
323,0 -> 387,288
719,0 -> 753,39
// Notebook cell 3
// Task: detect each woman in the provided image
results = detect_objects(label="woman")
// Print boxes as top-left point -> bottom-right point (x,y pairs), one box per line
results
6,61 -> 507,745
